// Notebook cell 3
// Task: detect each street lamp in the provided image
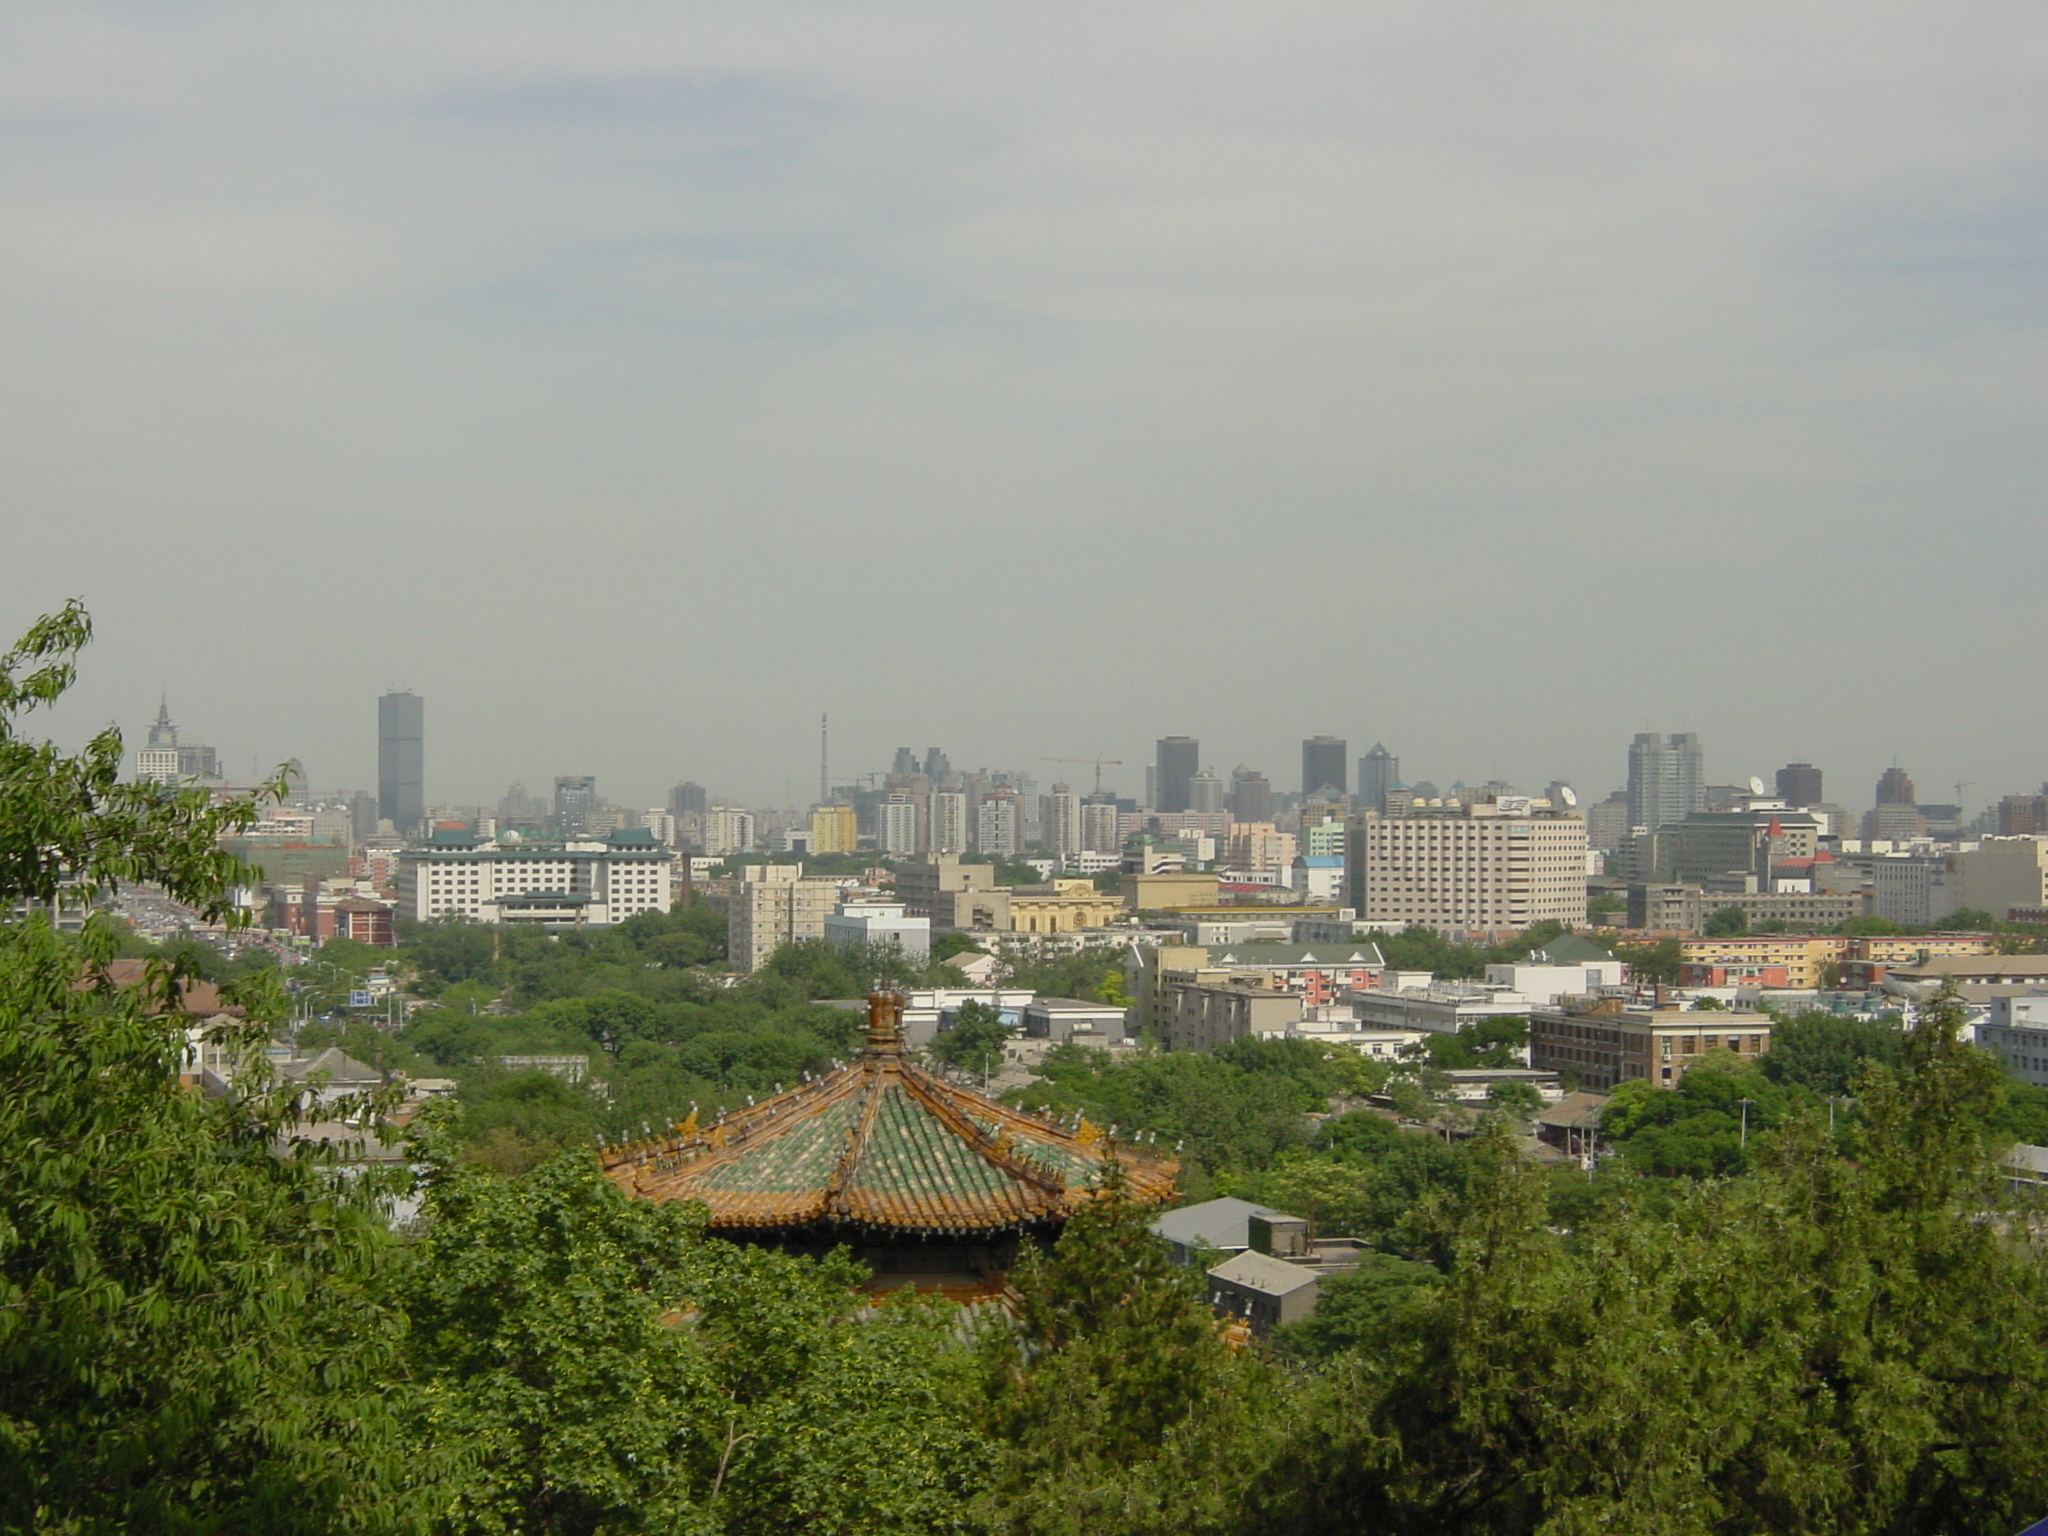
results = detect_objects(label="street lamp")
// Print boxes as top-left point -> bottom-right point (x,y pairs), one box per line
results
1738,1097 -> 1758,1152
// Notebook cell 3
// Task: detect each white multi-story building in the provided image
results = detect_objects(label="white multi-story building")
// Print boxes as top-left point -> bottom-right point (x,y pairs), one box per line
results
976,796 -> 1018,857
929,792 -> 970,855
1348,801 -> 1588,937
1081,799 -> 1121,855
1979,993 -> 2048,1087
703,806 -> 756,857
396,828 -> 673,927
1044,785 -> 1083,857
879,798 -> 920,857
823,900 -> 931,963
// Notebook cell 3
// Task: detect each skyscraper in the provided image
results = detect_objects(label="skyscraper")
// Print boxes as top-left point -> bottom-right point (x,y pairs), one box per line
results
1156,736 -> 1199,812
1875,766 -> 1917,806
377,691 -> 424,837
1626,732 -> 1704,833
1229,766 -> 1274,824
1357,744 -> 1398,814
554,775 -> 598,835
669,782 -> 708,817
1302,736 -> 1348,797
1776,763 -> 1823,807
1189,769 -> 1226,814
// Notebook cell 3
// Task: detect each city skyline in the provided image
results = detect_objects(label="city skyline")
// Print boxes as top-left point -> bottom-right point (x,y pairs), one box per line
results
5,6 -> 2044,814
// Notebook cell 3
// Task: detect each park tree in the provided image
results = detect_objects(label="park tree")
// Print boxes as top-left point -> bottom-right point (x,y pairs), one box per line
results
974,1165 -> 1288,1536
930,997 -> 1013,1080
0,603 -> 417,1533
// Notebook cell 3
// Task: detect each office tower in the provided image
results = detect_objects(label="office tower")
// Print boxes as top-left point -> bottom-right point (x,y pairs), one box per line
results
1229,766 -> 1274,824
1357,744 -> 1398,814
1302,736 -> 1348,797
1044,784 -> 1083,856
891,747 -> 918,776
1156,736 -> 1199,812
1585,790 -> 1632,851
976,794 -> 1019,857
879,797 -> 920,857
669,781 -> 708,818
377,691 -> 425,837
1776,763 -> 1823,807
1189,768 -> 1226,814
1082,796 -> 1121,854
923,747 -> 951,783
553,775 -> 598,836
350,790 -> 380,843
1626,732 -> 1704,833
1875,766 -> 1917,806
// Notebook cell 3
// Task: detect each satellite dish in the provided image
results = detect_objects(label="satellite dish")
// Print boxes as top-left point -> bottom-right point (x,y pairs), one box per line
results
1559,785 -> 1578,807
1748,776 -> 1766,797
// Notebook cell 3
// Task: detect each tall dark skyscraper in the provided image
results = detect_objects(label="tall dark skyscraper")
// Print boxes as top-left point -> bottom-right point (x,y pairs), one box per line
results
1626,732 -> 1704,832
669,781 -> 708,817
554,775 -> 598,835
1357,743 -> 1398,813
376,691 -> 424,837
1775,762 -> 1823,807
1229,765 -> 1274,823
1301,736 -> 1348,797
1155,736 -> 1199,812
1875,766 -> 1917,806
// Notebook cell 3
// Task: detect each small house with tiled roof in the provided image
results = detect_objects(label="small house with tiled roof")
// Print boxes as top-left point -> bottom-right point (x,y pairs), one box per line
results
603,989 -> 1178,1292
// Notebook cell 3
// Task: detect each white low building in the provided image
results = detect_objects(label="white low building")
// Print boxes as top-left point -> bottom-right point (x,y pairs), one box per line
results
1348,980 -> 1537,1043
823,900 -> 931,963
1978,991 -> 2048,1087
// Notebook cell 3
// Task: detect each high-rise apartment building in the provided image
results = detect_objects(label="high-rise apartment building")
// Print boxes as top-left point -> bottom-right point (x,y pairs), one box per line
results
1775,763 -> 1823,807
1229,766 -> 1274,824
1626,732 -> 1704,833
702,806 -> 756,857
1302,736 -> 1348,797
929,791 -> 970,855
1044,784 -> 1084,857
1156,736 -> 1199,813
879,797 -> 920,857
1082,796 -> 1121,855
976,794 -> 1019,857
1348,802 -> 1588,935
1357,744 -> 1398,814
1189,769 -> 1226,814
553,775 -> 598,836
377,692 -> 425,837
809,804 -> 859,855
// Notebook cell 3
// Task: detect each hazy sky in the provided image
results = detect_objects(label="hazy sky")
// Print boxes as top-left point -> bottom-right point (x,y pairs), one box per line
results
6,3 -> 2045,814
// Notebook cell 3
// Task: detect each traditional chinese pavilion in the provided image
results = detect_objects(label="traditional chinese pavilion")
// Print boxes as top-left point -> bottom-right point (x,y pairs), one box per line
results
601,989 -> 1178,1292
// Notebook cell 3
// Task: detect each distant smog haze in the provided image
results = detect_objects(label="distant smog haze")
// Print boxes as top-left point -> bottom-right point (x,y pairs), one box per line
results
3,4 -> 2042,810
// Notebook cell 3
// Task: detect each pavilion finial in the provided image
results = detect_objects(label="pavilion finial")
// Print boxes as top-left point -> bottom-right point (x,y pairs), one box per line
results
864,987 -> 907,1056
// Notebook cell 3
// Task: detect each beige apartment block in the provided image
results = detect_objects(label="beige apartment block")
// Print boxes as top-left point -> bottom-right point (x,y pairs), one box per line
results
1678,935 -> 1847,990
1348,804 -> 1587,936
727,865 -> 843,973
1122,872 -> 1225,911
1529,997 -> 1772,1091
1953,837 -> 2048,919
808,805 -> 858,855
1163,980 -> 1305,1052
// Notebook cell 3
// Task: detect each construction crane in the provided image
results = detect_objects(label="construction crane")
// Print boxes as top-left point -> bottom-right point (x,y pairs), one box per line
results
1042,756 -> 1124,796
